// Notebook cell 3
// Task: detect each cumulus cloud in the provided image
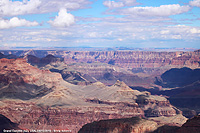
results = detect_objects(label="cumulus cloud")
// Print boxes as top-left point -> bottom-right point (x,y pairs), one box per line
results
189,0 -> 200,7
48,8 -> 75,28
121,4 -> 191,17
0,0 -> 41,16
103,0 -> 137,8
0,17 -> 39,29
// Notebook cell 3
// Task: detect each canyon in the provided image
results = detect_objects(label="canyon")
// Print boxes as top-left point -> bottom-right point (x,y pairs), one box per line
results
2,49 -> 200,87
0,49 -> 200,132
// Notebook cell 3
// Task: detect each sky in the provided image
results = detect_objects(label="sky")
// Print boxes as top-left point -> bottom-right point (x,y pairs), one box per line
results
0,0 -> 200,48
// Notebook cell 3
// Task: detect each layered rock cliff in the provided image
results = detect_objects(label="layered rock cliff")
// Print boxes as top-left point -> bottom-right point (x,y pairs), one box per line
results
0,58 -> 63,88
0,58 -> 187,132
3,49 -> 200,72
50,50 -> 200,70
22,50 -> 200,87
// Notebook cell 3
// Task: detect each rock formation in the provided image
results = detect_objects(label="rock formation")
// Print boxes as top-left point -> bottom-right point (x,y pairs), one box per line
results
53,50 -> 200,70
78,117 -> 159,133
0,58 -> 63,88
78,115 -> 200,133
2,49 -> 200,73
0,57 -> 190,132
25,54 -> 63,67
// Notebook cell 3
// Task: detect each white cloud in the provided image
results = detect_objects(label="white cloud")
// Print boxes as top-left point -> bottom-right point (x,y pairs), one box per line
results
121,4 -> 190,17
103,0 -> 137,8
0,0 -> 41,16
160,30 -> 170,35
152,25 -> 200,40
189,0 -> 200,7
0,17 -> 39,29
87,32 -> 98,38
0,0 -> 91,17
48,8 -> 75,28
103,1 -> 124,8
190,28 -> 200,33
40,0 -> 90,12
1,22 -> 200,48
121,0 -> 137,6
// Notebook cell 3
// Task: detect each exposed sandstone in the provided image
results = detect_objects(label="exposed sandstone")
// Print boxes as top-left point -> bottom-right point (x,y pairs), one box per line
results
0,58 -> 64,89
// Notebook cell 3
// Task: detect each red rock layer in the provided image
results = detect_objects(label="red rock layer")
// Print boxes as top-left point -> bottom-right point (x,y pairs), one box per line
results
0,58 -> 63,88
0,101 -> 145,133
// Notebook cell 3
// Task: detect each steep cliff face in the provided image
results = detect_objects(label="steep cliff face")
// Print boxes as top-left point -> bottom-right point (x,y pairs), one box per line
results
58,51 -> 200,69
0,58 -> 63,89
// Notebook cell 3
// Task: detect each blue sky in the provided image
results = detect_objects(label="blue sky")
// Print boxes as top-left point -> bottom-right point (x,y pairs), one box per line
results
0,0 -> 200,48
